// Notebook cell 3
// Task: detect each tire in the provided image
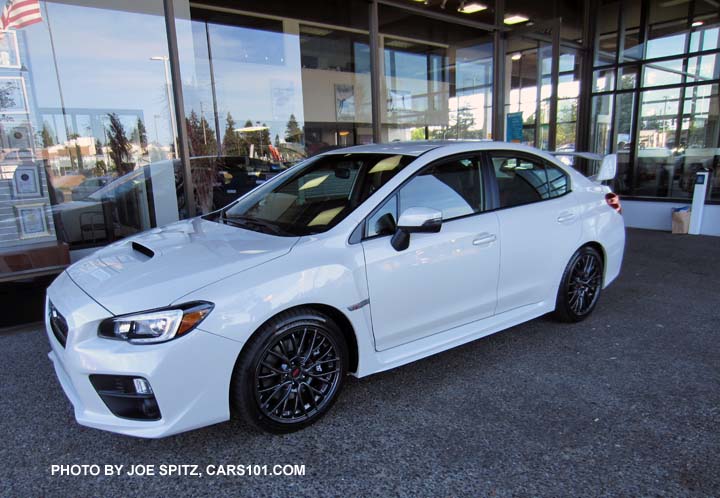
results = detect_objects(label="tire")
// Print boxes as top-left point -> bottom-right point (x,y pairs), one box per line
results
553,246 -> 604,323
230,307 -> 348,433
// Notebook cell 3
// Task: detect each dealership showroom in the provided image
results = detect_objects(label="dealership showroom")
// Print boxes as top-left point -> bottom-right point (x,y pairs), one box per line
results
0,0 -> 719,495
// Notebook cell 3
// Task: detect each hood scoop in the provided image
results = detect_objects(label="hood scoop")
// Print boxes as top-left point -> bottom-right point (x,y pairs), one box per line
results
131,241 -> 154,260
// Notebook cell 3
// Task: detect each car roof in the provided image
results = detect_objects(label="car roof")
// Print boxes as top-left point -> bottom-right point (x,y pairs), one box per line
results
321,140 -> 551,158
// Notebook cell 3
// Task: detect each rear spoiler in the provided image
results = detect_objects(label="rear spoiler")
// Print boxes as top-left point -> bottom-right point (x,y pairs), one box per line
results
550,151 -> 617,182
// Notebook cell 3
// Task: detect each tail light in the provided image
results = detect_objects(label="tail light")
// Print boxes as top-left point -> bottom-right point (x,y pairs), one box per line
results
605,193 -> 622,213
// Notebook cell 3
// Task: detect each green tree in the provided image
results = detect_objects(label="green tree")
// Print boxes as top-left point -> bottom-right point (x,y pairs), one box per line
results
40,122 -> 55,148
131,117 -> 148,154
274,133 -> 280,148
430,106 -> 481,140
222,112 -> 246,155
284,114 -> 303,143
106,112 -> 133,175
185,110 -> 217,157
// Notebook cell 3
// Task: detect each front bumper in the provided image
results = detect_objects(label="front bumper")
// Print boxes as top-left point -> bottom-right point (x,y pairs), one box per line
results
45,272 -> 244,438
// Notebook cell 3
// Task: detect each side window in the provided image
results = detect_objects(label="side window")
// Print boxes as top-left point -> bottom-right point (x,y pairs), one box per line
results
491,155 -> 568,208
545,162 -> 569,198
366,195 -> 398,238
398,156 -> 484,221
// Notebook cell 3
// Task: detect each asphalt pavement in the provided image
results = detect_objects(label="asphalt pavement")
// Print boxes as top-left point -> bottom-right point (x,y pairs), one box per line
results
0,228 -> 718,497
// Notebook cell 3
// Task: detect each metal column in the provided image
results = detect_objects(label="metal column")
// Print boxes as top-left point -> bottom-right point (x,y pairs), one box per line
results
369,0 -> 383,144
492,0 -> 505,141
163,0 -> 196,217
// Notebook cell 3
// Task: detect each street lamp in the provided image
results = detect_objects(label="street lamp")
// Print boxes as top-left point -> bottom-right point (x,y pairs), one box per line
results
150,56 -> 178,157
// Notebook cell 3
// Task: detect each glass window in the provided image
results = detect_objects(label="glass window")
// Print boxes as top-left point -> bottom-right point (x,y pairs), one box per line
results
366,195 -> 397,238
634,88 -> 682,197
0,0 -> 181,278
690,27 -> 719,53
183,7 -> 376,216
590,94 -> 614,156
491,155 -> 568,208
398,157 -> 483,221
646,0 -> 689,60
378,4 -> 493,142
618,65 -> 639,90
595,1 -> 619,66
593,69 -> 615,93
680,84 -> 720,201
225,153 -> 413,235
621,2 -> 643,61
686,54 -> 719,82
642,59 -> 684,88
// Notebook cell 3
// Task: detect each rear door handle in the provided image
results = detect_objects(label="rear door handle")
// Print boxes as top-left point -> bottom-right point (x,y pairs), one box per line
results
557,211 -> 577,224
473,233 -> 497,246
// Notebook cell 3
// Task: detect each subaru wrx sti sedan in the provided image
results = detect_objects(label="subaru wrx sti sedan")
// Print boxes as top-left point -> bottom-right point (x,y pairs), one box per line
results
46,141 -> 624,437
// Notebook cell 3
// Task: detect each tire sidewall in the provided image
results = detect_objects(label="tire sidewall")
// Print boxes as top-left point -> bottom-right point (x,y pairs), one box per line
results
556,246 -> 604,322
232,310 -> 348,433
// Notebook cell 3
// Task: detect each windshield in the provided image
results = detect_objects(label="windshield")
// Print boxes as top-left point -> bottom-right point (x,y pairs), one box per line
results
221,153 -> 414,236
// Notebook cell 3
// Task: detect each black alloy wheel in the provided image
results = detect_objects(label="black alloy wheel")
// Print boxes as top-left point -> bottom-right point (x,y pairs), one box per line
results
231,308 -> 347,433
554,246 -> 604,322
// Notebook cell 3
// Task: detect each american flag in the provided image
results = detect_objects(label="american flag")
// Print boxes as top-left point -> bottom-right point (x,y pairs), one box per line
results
0,0 -> 42,31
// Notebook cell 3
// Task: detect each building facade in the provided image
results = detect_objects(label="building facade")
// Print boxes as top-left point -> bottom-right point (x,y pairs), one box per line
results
0,0 -> 718,281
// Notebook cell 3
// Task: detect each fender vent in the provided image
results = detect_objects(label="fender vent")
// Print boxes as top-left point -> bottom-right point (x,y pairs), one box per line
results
131,241 -> 154,259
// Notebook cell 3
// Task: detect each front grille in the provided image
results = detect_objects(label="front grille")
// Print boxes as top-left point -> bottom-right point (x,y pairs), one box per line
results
48,301 -> 68,348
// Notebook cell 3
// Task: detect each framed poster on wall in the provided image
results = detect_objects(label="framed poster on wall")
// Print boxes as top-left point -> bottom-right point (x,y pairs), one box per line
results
0,30 -> 21,69
12,165 -> 41,198
335,84 -> 355,121
0,77 -> 29,114
15,204 -> 49,239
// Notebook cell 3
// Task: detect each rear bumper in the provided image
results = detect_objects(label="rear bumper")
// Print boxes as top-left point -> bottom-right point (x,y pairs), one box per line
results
603,217 -> 625,288
45,272 -> 245,438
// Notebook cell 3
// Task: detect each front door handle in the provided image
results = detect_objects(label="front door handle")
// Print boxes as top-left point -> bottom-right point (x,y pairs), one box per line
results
557,211 -> 577,224
472,233 -> 497,246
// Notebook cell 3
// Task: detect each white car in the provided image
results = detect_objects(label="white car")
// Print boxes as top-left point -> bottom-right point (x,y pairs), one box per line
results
45,141 -> 625,437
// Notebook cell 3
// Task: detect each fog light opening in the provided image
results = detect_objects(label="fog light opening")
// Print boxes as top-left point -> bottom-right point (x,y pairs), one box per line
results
133,378 -> 153,395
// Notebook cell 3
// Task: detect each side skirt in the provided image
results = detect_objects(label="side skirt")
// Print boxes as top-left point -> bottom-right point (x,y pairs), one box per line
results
356,301 -> 552,377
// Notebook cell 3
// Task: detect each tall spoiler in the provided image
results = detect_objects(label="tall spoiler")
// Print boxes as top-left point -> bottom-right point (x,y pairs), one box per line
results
550,151 -> 617,182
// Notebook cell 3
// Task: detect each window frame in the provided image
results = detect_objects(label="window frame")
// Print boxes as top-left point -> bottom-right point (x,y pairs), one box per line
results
352,151 -> 495,243
482,150 -> 573,211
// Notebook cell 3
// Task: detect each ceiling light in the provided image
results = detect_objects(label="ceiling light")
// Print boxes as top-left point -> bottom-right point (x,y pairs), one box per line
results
385,39 -> 416,49
338,130 -> 350,136
504,14 -> 529,25
511,53 -> 522,61
300,26 -> 333,36
692,20 -> 704,27
458,2 -> 487,13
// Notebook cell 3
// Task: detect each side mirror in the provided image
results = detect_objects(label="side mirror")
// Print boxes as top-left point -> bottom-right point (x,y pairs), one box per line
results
595,154 -> 617,182
391,207 -> 442,251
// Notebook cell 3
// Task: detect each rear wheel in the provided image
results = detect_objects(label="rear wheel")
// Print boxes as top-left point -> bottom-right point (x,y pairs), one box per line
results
553,246 -> 604,322
231,308 -> 347,433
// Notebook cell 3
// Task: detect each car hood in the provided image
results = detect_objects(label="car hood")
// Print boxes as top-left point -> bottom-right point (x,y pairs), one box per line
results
65,217 -> 299,315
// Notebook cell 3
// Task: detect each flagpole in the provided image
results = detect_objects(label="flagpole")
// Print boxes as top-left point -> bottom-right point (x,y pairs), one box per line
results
41,1 -> 72,153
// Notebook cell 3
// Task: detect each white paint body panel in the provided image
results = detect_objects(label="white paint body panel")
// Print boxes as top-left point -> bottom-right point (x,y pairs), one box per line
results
362,212 -> 500,351
45,141 -> 625,438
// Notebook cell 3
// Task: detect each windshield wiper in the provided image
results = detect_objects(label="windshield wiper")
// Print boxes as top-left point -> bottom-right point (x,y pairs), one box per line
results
223,214 -> 293,236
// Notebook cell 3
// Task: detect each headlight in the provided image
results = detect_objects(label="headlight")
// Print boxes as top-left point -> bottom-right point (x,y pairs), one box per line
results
98,302 -> 213,344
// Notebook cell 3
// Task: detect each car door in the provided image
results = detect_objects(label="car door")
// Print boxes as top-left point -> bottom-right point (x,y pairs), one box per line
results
361,154 -> 500,351
486,151 -> 582,315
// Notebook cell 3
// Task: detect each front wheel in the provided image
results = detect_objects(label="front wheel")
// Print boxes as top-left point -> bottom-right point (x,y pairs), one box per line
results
230,308 -> 348,433
553,246 -> 604,323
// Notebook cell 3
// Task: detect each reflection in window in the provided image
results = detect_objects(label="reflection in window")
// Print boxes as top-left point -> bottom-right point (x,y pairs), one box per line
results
0,0 -> 181,262
399,157 -> 483,221
491,156 -> 568,208
227,153 -> 413,235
